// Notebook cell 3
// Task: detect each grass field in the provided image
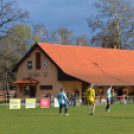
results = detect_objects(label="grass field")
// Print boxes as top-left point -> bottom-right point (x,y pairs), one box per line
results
0,103 -> 134,134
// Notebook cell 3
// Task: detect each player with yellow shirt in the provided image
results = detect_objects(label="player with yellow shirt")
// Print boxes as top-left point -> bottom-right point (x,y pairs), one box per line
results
85,83 -> 95,115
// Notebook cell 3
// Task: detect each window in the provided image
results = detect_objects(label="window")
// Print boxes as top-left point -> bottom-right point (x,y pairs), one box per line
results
24,86 -> 30,95
36,52 -> 41,69
40,85 -> 52,90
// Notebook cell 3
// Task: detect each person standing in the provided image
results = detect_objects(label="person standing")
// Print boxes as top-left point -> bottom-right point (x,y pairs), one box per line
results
114,89 -> 117,102
81,92 -> 87,106
99,88 -> 103,103
72,92 -> 76,106
111,88 -> 114,105
105,85 -> 112,112
85,83 -> 95,115
125,89 -> 128,104
57,88 -> 69,116
75,89 -> 79,96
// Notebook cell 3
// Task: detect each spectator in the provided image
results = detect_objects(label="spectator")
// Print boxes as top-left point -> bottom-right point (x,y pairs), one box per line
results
81,92 -> 87,106
67,92 -> 70,98
45,93 -> 51,106
111,88 -> 115,105
75,89 -> 79,97
70,92 -> 76,106
125,89 -> 128,104
45,93 -> 51,98
99,88 -> 103,103
114,89 -> 117,102
95,90 -> 98,100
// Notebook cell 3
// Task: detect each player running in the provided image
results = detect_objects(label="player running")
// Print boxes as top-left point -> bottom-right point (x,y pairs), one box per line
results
85,83 -> 95,115
57,88 -> 69,116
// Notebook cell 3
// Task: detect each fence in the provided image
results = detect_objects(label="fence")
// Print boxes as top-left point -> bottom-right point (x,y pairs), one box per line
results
0,95 -> 134,108
79,95 -> 134,105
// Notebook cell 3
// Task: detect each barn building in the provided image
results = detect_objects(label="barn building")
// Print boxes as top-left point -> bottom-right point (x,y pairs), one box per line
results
12,43 -> 134,98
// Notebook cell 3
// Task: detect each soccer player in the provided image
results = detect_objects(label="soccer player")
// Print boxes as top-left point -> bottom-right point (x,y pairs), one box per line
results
105,85 -> 112,112
85,83 -> 95,115
57,88 -> 69,116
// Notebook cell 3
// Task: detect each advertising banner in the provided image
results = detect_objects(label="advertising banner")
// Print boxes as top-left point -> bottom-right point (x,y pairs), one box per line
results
54,98 -> 59,107
25,98 -> 36,108
9,99 -> 21,109
40,98 -> 50,108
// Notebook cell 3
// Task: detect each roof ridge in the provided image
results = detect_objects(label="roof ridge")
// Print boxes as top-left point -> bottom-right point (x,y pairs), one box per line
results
37,42 -> 134,52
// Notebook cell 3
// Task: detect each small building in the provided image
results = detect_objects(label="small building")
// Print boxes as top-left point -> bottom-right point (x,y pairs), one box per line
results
12,43 -> 134,98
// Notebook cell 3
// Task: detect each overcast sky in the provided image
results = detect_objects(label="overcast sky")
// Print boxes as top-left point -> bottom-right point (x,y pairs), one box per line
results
17,0 -> 97,37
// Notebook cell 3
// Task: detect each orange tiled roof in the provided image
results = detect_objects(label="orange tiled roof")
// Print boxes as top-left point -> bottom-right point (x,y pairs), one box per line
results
13,77 -> 39,84
37,43 -> 134,85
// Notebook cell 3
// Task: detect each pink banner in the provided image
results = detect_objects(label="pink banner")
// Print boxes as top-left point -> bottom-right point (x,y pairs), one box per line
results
40,98 -> 50,108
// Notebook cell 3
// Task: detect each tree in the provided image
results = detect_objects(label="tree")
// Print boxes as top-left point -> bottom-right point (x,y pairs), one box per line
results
0,50 -> 18,91
76,34 -> 90,46
33,25 -> 75,45
58,26 -> 74,45
0,0 -> 29,90
49,26 -> 75,45
87,0 -> 134,49
0,24 -> 38,90
33,24 -> 49,43
0,0 -> 29,39
3,24 -> 38,58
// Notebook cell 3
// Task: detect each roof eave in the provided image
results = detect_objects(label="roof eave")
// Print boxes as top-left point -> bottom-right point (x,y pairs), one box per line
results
94,84 -> 134,87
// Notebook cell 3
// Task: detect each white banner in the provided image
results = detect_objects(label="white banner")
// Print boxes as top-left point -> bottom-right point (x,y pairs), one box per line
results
54,98 -> 59,107
10,99 -> 21,109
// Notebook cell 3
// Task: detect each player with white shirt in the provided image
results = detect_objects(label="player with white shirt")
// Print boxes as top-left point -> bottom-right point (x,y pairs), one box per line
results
105,85 -> 112,112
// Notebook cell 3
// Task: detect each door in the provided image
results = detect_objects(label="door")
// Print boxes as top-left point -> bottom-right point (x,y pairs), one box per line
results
30,86 -> 36,97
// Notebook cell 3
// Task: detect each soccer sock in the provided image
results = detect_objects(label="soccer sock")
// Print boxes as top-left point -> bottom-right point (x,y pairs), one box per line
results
65,107 -> 68,114
106,103 -> 108,110
59,108 -> 62,114
92,105 -> 95,114
107,103 -> 110,110
91,105 -> 93,114
89,105 -> 91,114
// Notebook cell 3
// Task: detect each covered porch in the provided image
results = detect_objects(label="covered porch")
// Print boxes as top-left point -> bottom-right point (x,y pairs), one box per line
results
13,77 -> 39,98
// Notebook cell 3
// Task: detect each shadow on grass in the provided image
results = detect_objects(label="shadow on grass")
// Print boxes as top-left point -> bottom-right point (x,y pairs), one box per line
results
99,115 -> 134,120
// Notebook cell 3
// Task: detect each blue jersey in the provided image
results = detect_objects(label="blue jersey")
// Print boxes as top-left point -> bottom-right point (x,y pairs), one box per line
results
106,88 -> 111,98
57,92 -> 67,105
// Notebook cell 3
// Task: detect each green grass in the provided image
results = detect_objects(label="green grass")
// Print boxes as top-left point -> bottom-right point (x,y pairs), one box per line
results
0,103 -> 134,134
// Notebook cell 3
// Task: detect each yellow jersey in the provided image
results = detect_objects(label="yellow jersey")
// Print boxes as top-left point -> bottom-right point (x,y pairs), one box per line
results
85,88 -> 95,103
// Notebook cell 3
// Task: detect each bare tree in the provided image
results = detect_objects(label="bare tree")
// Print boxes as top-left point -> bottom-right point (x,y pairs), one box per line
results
87,0 -> 134,49
0,0 -> 29,39
48,26 -> 75,45
50,30 -> 59,44
58,26 -> 74,45
33,24 -> 75,45
33,24 -> 49,43
33,24 -> 91,46
76,34 -> 90,46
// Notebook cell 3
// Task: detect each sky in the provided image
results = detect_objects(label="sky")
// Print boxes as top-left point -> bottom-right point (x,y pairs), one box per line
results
17,0 -> 97,37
